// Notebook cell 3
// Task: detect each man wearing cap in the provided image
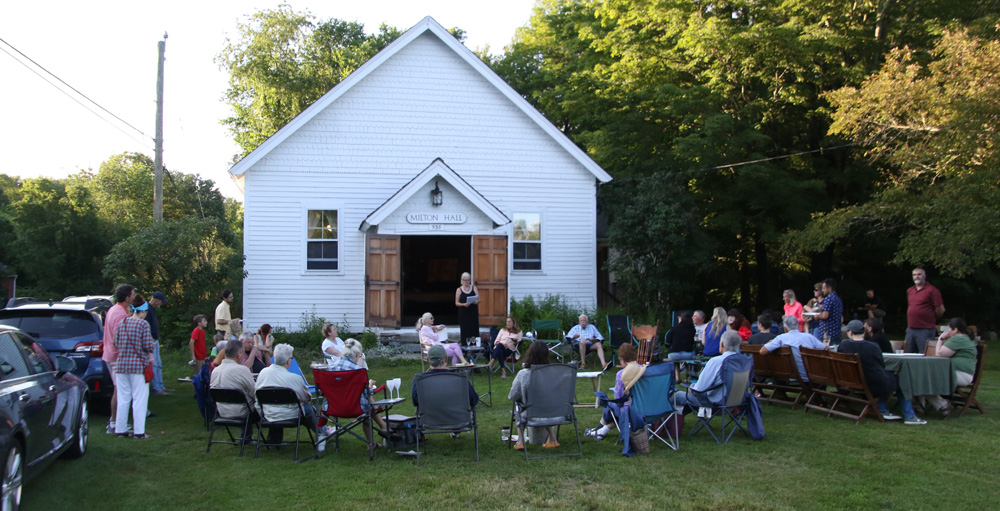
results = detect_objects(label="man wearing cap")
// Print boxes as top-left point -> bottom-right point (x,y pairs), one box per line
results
146,291 -> 172,395
759,315 -> 827,382
838,319 -> 925,424
412,345 -> 478,408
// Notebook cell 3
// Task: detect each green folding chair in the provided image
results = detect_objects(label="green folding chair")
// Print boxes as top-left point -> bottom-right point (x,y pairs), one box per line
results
531,319 -> 567,363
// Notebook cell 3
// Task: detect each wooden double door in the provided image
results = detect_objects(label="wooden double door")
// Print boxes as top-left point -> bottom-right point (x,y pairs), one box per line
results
365,234 -> 507,328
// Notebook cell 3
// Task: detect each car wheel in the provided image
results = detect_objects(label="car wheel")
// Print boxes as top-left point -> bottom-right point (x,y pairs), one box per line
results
63,400 -> 89,459
1,442 -> 22,511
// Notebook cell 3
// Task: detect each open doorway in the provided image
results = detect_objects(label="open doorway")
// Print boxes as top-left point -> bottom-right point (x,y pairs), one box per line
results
401,235 -> 471,326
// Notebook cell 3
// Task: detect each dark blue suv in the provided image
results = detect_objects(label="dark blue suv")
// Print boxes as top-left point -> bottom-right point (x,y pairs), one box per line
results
0,302 -> 112,406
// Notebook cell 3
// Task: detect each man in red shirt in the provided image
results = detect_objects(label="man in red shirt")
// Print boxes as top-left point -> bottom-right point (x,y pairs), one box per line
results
905,268 -> 945,353
103,284 -> 135,433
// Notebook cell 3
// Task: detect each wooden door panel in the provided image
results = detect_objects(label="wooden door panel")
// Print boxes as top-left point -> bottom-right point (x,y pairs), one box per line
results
366,235 -> 401,328
473,235 -> 507,327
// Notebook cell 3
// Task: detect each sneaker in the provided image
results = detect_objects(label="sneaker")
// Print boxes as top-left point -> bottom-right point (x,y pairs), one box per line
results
697,407 -> 707,419
450,432 -> 460,439
177,377 -> 192,382
316,439 -> 327,453
904,416 -> 928,425
106,421 -> 115,434
881,412 -> 903,421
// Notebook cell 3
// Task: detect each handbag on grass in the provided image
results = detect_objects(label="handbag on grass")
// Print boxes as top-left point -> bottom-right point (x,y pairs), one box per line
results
144,363 -> 154,383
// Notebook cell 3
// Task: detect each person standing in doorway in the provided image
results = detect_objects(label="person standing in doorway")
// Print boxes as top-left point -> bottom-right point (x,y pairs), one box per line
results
215,289 -> 240,339
905,268 -> 945,353
146,291 -> 172,395
455,272 -> 480,346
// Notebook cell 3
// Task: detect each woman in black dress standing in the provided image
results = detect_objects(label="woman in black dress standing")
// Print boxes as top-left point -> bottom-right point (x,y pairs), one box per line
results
455,272 -> 480,346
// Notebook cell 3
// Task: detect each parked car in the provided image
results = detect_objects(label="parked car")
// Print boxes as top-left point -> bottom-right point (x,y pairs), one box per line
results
61,296 -> 113,321
0,325 -> 89,510
0,302 -> 112,407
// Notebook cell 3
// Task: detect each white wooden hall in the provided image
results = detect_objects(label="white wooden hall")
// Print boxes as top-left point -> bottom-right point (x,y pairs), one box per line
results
228,16 -> 613,331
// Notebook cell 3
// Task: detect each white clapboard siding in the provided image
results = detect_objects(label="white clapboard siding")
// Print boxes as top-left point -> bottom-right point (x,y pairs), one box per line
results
237,20 -> 609,331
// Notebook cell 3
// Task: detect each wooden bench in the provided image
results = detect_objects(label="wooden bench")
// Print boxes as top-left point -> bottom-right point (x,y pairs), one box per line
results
741,345 -> 807,409
801,347 -> 884,424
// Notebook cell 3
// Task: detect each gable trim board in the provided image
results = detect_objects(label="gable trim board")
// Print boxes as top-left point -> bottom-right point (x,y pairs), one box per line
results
361,158 -> 510,232
227,16 -> 612,185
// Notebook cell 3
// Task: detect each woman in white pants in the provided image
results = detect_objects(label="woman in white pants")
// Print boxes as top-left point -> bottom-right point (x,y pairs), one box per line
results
114,294 -> 157,438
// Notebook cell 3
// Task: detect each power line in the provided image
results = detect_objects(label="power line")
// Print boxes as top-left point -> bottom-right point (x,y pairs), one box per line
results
692,143 -> 855,174
0,36 -> 154,149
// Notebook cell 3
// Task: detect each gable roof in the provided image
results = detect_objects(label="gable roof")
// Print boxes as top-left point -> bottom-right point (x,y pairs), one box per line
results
227,16 -> 613,183
360,158 -> 510,231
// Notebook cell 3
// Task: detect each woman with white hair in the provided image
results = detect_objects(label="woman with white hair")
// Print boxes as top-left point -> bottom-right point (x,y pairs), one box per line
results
702,307 -> 728,357
417,312 -> 469,366
455,272 -> 480,345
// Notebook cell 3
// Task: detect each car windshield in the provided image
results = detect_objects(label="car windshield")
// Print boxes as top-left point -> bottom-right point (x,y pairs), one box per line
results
0,310 -> 99,339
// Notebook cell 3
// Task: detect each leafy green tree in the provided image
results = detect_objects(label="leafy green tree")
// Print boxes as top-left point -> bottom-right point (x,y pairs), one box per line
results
9,178 -> 109,295
102,216 -> 245,348
216,5 -> 403,158
802,30 -> 1000,277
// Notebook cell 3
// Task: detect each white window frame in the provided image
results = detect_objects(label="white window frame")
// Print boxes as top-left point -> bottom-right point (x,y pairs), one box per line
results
512,211 -> 542,272
302,205 -> 341,274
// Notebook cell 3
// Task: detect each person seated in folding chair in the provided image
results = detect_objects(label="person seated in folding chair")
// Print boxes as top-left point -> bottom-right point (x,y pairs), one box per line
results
672,331 -> 743,417
584,343 -> 642,440
838,320 -> 926,425
488,316 -> 523,379
412,345 -> 478,438
324,338 -> 398,442
508,341 -> 560,450
255,344 -> 326,448
567,314 -> 612,371
917,317 -> 977,418
417,312 -> 471,366
210,335 -> 262,443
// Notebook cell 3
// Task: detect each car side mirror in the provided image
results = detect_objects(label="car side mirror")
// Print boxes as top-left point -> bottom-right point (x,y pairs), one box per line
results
55,355 -> 76,375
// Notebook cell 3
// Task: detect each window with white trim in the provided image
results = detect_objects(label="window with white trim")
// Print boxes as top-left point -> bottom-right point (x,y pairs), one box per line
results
513,213 -> 541,270
307,210 -> 338,270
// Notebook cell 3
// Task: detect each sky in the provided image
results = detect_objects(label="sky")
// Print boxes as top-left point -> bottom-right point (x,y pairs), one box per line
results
0,0 -> 538,199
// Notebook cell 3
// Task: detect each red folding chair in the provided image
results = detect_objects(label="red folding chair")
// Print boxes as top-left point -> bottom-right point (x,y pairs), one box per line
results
313,369 -> 377,460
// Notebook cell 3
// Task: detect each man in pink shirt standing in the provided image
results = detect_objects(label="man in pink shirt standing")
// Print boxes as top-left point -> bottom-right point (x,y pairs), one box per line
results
103,284 -> 135,433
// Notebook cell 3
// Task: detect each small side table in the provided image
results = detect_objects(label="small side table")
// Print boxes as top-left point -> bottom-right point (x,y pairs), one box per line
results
575,371 -> 604,408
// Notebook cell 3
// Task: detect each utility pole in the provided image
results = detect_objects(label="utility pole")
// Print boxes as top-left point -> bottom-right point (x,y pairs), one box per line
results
154,32 -> 167,222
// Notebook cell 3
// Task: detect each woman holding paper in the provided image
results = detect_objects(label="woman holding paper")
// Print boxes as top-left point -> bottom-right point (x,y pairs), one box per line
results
455,272 -> 480,345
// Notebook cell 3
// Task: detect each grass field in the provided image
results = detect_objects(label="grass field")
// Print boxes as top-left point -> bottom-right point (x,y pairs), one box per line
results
21,346 -> 1000,511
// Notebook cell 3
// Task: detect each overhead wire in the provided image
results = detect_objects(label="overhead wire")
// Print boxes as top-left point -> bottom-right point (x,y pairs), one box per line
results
0,36 -> 154,150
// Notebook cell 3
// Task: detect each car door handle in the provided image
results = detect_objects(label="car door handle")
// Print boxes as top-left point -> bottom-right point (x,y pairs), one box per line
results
17,394 -> 28,401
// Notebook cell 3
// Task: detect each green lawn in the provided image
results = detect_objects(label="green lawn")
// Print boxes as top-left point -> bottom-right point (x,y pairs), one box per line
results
23,347 -> 1000,511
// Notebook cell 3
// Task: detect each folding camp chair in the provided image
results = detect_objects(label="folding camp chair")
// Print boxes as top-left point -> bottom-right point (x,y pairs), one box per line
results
207,388 -> 255,456
606,315 -> 633,367
313,369 -> 379,460
254,387 -> 317,463
413,372 -> 479,465
685,354 -> 754,444
532,319 -> 567,363
488,326 -> 523,376
945,342 -> 987,417
509,363 -> 583,460
631,362 -> 680,451
595,361 -> 680,455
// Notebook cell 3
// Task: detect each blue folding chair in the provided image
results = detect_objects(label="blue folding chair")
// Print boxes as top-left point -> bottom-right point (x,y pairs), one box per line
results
686,353 -> 754,444
271,356 -> 317,397
630,362 -> 680,451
